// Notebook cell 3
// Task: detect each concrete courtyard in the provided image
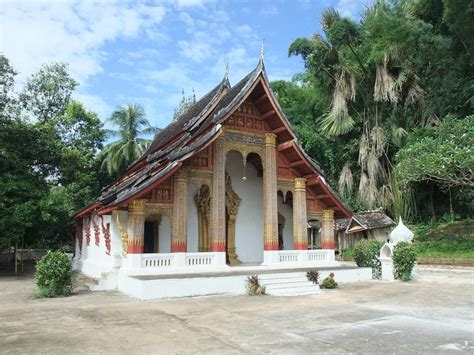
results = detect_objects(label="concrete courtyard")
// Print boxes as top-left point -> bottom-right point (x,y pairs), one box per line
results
0,266 -> 473,354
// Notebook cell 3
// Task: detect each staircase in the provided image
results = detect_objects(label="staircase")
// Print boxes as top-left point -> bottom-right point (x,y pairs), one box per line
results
258,272 -> 320,296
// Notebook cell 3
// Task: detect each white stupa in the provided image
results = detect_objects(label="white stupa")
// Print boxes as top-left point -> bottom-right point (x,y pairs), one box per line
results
389,217 -> 414,244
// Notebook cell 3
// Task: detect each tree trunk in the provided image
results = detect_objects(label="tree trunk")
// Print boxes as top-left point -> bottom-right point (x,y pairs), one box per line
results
430,183 -> 436,219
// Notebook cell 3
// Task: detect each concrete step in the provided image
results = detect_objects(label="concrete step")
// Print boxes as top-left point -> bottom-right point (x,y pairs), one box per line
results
258,272 -> 306,280
269,285 -> 320,296
258,271 -> 319,296
265,282 -> 315,290
261,277 -> 308,285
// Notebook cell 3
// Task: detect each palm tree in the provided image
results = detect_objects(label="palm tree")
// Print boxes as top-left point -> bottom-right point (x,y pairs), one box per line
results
101,104 -> 160,176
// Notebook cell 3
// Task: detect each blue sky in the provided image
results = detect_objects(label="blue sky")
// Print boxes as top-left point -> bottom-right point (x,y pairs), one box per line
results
1,0 -> 367,129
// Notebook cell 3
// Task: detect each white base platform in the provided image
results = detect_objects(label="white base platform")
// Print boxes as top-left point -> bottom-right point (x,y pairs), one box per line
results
116,266 -> 372,300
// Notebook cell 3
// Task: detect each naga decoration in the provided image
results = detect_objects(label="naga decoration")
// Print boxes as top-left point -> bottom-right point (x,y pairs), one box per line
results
100,215 -> 111,255
92,214 -> 100,247
115,212 -> 128,256
84,216 -> 91,246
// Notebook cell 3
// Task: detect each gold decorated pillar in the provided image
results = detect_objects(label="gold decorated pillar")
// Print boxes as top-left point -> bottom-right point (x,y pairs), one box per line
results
321,209 -> 335,249
171,168 -> 188,252
210,137 -> 226,252
127,199 -> 146,254
293,178 -> 308,250
263,133 -> 279,250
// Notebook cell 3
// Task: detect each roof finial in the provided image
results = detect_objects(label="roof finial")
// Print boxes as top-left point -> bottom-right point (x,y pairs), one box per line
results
224,57 -> 229,81
260,38 -> 265,63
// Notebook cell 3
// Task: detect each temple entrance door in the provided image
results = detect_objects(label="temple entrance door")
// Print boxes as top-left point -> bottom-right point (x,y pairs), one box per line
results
144,221 -> 157,253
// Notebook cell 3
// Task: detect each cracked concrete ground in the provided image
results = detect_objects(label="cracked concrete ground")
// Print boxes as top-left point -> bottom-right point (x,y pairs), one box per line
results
0,266 -> 473,354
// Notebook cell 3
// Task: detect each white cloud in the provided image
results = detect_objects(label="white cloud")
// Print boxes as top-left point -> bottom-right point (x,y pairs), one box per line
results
0,0 -> 166,85
334,0 -> 365,19
74,92 -> 113,120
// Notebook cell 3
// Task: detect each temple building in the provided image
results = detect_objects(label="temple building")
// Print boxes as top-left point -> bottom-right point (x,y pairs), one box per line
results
72,56 -> 359,299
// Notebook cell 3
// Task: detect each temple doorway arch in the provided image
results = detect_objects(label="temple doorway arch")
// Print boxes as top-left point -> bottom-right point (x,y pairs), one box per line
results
225,150 -> 264,264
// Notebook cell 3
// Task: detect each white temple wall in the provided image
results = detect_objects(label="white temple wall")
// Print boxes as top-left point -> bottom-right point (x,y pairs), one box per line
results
278,194 -> 294,250
187,183 -> 199,252
158,214 -> 171,253
226,150 -> 264,264
76,214 -> 114,278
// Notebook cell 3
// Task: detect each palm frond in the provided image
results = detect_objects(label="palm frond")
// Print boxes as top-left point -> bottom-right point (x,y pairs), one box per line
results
358,131 -> 369,170
338,163 -> 353,197
374,55 -> 399,103
370,126 -> 387,157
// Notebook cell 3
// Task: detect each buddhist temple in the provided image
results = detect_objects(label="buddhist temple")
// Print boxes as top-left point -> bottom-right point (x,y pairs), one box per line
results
72,55 -> 356,298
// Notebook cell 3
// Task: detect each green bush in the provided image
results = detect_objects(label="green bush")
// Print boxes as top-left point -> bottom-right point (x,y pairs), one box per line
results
393,242 -> 417,281
354,239 -> 383,278
35,251 -> 73,298
321,273 -> 338,289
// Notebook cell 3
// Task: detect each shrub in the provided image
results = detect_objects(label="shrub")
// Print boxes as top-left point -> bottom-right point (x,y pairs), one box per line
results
306,270 -> 320,284
393,242 -> 417,281
35,251 -> 73,298
245,275 -> 266,295
354,239 -> 383,279
321,273 -> 338,289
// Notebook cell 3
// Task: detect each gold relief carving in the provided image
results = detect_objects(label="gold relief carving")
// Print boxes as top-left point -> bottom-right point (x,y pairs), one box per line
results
223,131 -> 265,166
265,132 -> 277,146
321,209 -> 335,249
114,211 -> 128,256
263,133 -> 279,250
294,178 -> 307,190
127,199 -> 146,253
323,209 -> 335,219
211,138 -> 226,248
225,174 -> 242,265
293,178 -> 307,248
172,169 -> 188,251
190,147 -> 210,169
194,185 -> 211,252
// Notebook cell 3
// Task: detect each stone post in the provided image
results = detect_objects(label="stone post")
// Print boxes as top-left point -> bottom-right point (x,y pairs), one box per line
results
210,137 -> 226,252
321,209 -> 335,249
127,199 -> 146,254
171,168 -> 188,252
263,133 -> 279,250
293,178 -> 308,250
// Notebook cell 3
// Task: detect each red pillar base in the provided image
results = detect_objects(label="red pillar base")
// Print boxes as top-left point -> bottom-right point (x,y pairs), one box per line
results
171,240 -> 187,252
293,241 -> 308,250
128,242 -> 144,254
211,240 -> 226,252
264,240 -> 279,251
321,240 -> 335,249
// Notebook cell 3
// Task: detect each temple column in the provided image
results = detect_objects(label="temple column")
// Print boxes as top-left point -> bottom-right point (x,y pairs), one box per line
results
210,137 -> 226,251
127,199 -> 146,254
171,169 -> 188,252
321,209 -> 335,249
203,211 -> 211,251
293,178 -> 308,250
263,133 -> 279,250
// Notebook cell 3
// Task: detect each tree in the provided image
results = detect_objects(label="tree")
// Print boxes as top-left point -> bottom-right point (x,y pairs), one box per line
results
101,104 -> 159,176
0,55 -> 106,251
19,62 -> 78,122
395,116 -> 474,189
284,1 -> 473,220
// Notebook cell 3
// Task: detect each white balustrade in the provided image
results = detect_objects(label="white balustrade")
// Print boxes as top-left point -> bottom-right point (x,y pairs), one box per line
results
185,253 -> 215,267
127,252 -> 226,275
141,254 -> 175,268
264,249 -> 336,266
